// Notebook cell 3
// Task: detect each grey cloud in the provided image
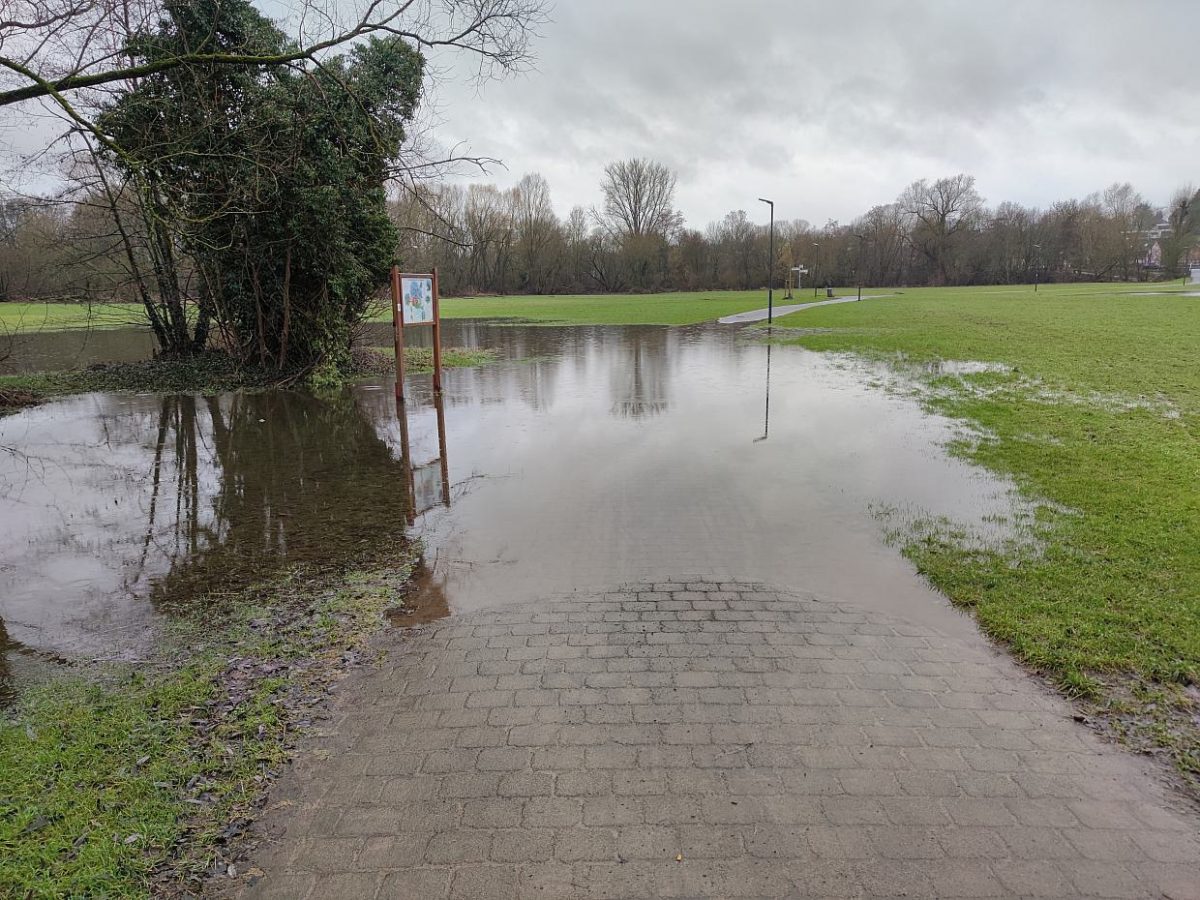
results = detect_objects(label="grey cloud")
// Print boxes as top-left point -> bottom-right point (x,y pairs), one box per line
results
433,0 -> 1199,227
3,0 -> 1195,225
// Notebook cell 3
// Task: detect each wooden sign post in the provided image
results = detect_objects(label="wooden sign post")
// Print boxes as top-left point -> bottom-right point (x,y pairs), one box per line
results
390,265 -> 443,401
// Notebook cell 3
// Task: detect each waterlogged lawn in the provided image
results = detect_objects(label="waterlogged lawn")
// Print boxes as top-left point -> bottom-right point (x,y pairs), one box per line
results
370,289 -> 774,325
770,284 -> 1200,780
0,553 -> 417,897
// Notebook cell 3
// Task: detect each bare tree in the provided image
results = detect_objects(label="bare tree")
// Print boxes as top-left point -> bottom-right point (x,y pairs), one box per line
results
510,172 -> 559,293
0,0 -> 549,112
898,174 -> 983,284
595,158 -> 681,239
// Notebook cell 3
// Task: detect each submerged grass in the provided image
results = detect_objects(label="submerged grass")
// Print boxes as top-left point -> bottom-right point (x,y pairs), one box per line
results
0,545 -> 420,897
359,345 -> 498,374
768,283 -> 1200,785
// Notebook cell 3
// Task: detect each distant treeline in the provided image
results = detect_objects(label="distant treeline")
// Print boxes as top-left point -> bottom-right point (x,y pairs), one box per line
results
394,164 -> 1200,295
2,162 -> 1197,304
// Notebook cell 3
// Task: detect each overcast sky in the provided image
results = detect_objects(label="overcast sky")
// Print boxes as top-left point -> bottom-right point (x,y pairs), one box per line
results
2,0 -> 1197,228
427,0 -> 1199,228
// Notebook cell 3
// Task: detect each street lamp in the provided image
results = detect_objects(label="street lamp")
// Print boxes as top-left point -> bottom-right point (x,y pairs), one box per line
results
1032,243 -> 1042,293
758,198 -> 774,323
854,233 -> 867,301
812,242 -> 821,298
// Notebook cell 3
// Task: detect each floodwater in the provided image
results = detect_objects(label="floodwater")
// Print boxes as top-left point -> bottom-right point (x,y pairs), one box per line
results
1,326 -> 158,374
0,322 -> 1023,702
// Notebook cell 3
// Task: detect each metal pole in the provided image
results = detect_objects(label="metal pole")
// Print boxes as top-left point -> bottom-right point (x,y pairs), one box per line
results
759,198 -> 774,323
855,233 -> 866,301
812,243 -> 820,298
769,205 -> 774,322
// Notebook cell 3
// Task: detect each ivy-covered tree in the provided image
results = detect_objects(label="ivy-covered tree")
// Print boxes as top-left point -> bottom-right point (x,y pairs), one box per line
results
100,0 -> 423,374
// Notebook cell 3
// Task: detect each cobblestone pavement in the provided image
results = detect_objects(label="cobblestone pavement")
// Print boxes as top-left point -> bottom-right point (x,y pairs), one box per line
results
230,581 -> 1200,899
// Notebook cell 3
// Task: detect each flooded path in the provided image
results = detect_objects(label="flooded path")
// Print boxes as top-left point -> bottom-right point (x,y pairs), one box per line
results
394,324 -> 1016,635
0,322 -> 1022,701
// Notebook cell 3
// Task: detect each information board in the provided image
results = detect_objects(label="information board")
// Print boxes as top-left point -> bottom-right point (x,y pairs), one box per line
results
400,276 -> 435,325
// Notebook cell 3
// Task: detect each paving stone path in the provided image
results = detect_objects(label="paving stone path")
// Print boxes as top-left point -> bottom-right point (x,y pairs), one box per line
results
232,581 -> 1200,899
716,295 -> 880,324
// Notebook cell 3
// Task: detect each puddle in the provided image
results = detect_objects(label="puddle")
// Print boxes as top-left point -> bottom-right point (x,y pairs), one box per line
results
0,322 -> 1027,701
1,327 -> 158,374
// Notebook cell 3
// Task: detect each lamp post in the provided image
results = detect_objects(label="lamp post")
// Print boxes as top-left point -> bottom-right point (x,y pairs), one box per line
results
1032,243 -> 1042,292
758,198 -> 774,323
854,233 -> 867,301
812,242 -> 821,298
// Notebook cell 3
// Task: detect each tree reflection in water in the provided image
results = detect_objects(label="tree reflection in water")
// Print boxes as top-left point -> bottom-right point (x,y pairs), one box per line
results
0,389 -> 418,702
609,328 -> 672,418
140,391 -> 415,612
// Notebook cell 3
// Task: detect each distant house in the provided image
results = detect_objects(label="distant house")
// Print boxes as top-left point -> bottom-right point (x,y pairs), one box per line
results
1138,206 -> 1200,273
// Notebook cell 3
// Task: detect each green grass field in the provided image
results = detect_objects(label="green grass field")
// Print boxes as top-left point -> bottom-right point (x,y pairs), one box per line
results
374,289 -> 775,325
5,283 -> 1191,334
0,302 -> 146,333
770,283 -> 1200,781
3,291 -> 770,334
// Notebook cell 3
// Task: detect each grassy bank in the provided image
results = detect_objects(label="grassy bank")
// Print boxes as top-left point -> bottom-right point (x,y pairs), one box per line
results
768,283 -> 1200,784
0,545 -> 420,897
0,301 -> 146,333
368,290 -> 775,325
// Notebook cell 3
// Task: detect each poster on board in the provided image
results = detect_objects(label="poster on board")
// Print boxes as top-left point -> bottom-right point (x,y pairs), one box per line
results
400,276 -> 435,325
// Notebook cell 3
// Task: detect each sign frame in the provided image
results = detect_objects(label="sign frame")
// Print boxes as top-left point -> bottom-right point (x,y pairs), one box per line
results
390,266 -> 443,400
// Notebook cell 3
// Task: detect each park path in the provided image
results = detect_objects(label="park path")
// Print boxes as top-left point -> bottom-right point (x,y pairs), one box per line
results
225,579 -> 1200,900
717,295 -> 888,324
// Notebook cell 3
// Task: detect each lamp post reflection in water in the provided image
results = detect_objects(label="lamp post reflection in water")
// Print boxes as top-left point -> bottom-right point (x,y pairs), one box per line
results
754,339 -> 772,444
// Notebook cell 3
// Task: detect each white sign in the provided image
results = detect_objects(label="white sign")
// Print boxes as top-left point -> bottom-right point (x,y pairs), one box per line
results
399,276 -> 434,325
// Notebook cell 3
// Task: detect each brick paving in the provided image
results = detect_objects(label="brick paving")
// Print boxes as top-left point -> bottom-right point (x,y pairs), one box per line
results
230,581 -> 1200,899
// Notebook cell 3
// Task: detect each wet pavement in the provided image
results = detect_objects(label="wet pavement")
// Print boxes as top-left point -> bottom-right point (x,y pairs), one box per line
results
716,295 -> 890,324
229,582 -> 1200,900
